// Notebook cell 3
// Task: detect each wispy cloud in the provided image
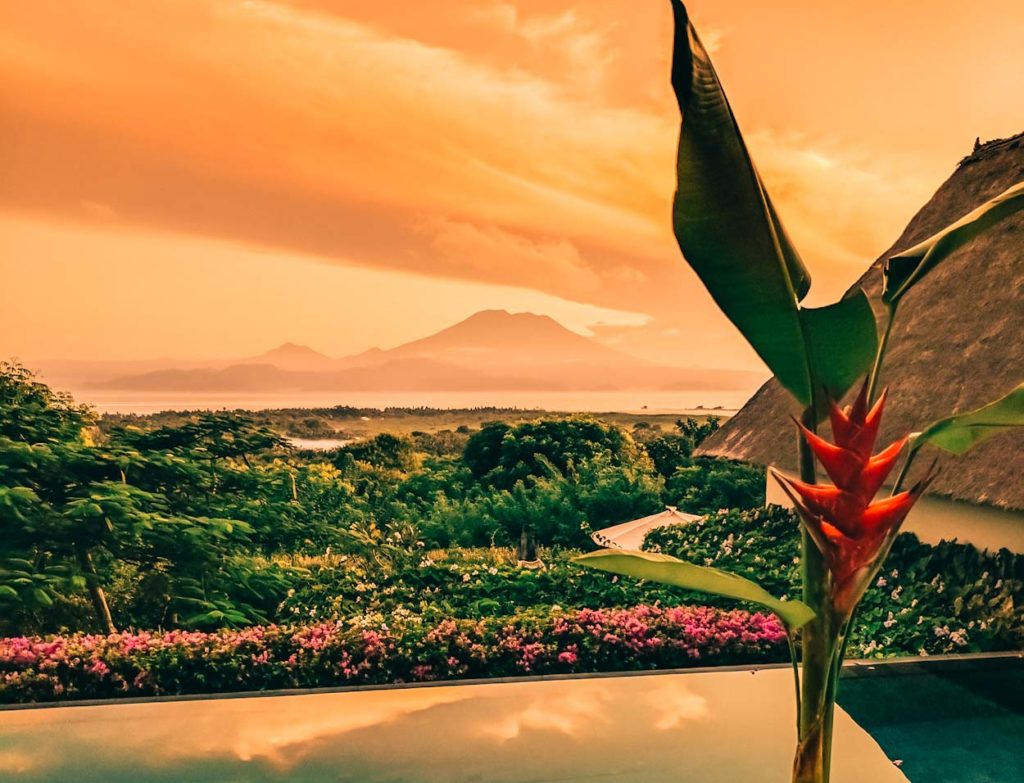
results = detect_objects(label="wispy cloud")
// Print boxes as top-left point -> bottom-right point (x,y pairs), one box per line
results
1,0 -> 1019,365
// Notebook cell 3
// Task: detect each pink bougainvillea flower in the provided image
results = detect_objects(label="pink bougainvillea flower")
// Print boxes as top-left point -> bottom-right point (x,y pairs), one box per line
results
773,383 -> 935,614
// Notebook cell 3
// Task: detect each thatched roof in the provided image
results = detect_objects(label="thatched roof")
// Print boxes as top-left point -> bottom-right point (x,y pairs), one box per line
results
699,133 -> 1024,511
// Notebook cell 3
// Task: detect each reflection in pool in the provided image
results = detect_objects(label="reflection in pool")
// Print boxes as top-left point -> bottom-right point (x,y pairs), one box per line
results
0,668 -> 906,783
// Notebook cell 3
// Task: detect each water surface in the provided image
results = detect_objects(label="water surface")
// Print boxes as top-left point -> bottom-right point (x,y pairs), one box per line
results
0,669 -> 905,783
76,389 -> 750,415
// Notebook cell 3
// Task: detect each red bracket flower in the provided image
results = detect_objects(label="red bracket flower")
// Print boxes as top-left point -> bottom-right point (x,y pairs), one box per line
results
773,383 -> 935,614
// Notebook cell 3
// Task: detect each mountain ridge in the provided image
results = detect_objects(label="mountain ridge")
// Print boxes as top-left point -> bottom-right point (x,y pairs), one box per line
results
32,309 -> 765,394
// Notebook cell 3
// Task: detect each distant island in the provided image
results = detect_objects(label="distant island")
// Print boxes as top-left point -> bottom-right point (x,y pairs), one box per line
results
30,310 -> 766,395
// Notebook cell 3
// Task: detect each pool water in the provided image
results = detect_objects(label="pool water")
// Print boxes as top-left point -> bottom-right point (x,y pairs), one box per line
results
0,667 -> 906,783
838,656 -> 1024,783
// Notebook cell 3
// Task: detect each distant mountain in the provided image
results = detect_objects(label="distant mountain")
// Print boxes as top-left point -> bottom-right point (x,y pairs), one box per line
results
88,310 -> 765,393
100,358 -> 561,393
105,363 -> 297,392
353,310 -> 637,367
244,342 -> 336,372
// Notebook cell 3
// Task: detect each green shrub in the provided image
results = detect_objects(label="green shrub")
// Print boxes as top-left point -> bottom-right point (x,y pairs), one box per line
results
663,457 -> 764,514
276,548 -> 688,622
644,506 -> 1024,656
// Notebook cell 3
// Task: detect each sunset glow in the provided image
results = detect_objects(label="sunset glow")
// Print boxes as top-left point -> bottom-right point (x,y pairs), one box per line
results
2,0 -> 1022,368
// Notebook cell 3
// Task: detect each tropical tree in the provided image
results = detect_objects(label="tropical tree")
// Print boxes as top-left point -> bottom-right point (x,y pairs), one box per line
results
464,417 -> 642,490
0,365 -> 286,633
577,4 -> 1024,782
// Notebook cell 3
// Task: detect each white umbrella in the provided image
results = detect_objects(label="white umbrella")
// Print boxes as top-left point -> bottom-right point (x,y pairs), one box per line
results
590,506 -> 700,550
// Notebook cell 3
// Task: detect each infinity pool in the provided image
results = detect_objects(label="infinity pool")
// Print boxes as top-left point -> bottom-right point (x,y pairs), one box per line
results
0,667 -> 906,783
840,655 -> 1024,783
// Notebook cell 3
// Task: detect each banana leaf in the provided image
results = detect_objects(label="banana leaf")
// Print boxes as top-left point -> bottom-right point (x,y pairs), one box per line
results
669,0 -> 875,406
913,382 -> 1024,455
883,181 -> 1024,304
576,548 -> 814,629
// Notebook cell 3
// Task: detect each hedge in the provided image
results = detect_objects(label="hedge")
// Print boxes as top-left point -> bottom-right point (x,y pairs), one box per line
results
0,604 -> 787,704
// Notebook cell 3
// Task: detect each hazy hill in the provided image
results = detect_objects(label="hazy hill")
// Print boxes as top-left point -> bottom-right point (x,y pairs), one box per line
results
70,310 -> 764,393
244,342 -> 336,372
346,310 -> 637,368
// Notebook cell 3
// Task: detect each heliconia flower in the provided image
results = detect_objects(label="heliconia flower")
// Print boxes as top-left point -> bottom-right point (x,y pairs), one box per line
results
773,382 -> 935,615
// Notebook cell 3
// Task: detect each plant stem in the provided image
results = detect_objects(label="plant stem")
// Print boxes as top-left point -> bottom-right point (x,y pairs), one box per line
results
890,439 -> 923,496
793,408 -> 841,783
77,546 -> 117,634
787,631 -> 803,732
866,303 -> 897,404
821,618 -> 853,775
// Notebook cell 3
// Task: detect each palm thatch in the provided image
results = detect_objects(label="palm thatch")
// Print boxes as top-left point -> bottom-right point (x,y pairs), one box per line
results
699,133 -> 1024,511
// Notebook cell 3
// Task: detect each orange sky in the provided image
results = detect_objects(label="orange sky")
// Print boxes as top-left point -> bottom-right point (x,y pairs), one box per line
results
2,0 -> 1022,368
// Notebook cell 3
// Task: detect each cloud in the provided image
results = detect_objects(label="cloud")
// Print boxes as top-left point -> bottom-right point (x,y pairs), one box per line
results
4,0 -> 1016,367
746,129 -> 936,303
699,26 -> 724,54
419,217 -> 602,297
78,200 -> 118,221
477,689 -> 611,741
0,0 -> 680,321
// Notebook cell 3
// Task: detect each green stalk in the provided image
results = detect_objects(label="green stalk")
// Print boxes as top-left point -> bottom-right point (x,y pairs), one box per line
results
866,303 -> 897,404
890,438 -> 923,496
821,615 -> 854,775
791,407 -> 842,783
786,631 -> 803,733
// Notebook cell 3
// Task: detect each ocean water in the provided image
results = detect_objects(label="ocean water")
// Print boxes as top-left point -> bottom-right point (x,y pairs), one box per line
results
80,389 -> 756,415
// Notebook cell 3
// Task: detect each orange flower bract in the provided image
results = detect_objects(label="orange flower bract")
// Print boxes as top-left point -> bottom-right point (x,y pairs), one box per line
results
773,383 -> 933,614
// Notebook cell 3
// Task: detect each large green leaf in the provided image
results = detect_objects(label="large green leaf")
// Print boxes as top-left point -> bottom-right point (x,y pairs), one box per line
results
883,181 -> 1024,304
801,289 -> 879,403
913,382 -> 1024,455
576,549 -> 814,629
669,0 -> 812,405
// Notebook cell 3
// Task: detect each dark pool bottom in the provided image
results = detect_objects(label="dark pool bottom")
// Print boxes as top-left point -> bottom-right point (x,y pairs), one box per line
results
838,655 -> 1024,783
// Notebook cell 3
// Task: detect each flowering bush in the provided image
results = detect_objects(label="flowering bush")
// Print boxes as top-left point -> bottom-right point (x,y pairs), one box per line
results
0,604 -> 786,704
645,508 -> 1024,656
273,518 -> 1024,660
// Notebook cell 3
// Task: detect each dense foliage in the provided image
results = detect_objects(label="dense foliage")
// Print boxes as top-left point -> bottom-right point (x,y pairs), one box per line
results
0,362 -> 293,634
4,363 -> 1019,691
644,508 -> 1024,656
0,364 -> 756,636
0,605 -> 787,704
